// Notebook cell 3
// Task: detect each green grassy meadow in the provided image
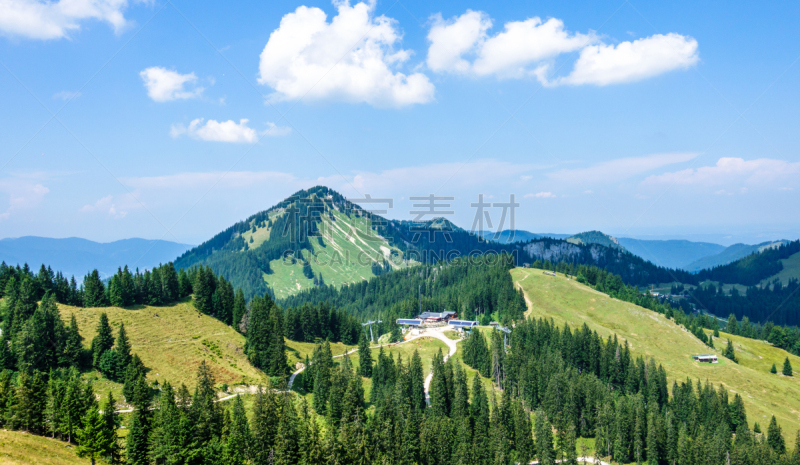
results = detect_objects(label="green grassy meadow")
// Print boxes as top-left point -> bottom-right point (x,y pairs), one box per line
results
59,300 -> 268,395
511,267 -> 800,441
0,429 -> 89,465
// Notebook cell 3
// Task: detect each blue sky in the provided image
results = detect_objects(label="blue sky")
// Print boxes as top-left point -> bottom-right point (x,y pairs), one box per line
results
1,0 -> 799,246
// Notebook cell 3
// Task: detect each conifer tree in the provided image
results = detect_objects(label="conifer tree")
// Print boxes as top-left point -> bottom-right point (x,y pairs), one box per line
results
113,323 -> 132,377
723,339 -> 738,363
783,357 -> 793,376
126,409 -> 150,465
771,363 -> 778,374
534,409 -> 555,465
91,313 -> 114,368
232,289 -> 246,331
76,405 -> 116,465
768,415 -> 786,455
101,392 -> 121,463
63,314 -> 84,367
224,395 -> 251,465
409,350 -> 426,413
357,331 -> 372,378
275,395 -> 300,465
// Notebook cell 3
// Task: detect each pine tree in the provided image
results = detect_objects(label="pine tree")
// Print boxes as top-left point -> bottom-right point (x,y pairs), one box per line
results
113,323 -> 132,377
224,395 -> 251,465
101,392 -> 121,463
126,409 -> 150,465
723,339 -> 738,363
232,289 -> 246,332
91,313 -> 114,368
767,415 -> 786,455
771,363 -> 778,374
783,357 -> 793,377
534,409 -> 555,465
76,407 -> 115,465
409,350 -> 426,413
357,331 -> 372,378
63,314 -> 84,367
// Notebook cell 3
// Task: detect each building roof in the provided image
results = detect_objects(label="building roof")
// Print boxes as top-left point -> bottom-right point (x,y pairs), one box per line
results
419,311 -> 456,319
448,320 -> 478,327
397,319 -> 423,326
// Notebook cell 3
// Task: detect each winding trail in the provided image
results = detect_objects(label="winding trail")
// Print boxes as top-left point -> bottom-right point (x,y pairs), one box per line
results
422,327 -> 460,404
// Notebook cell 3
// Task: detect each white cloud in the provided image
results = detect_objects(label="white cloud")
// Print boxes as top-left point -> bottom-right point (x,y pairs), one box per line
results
52,90 -> 81,100
0,0 -> 133,40
0,178 -> 49,220
548,33 -> 699,86
140,67 -> 204,102
643,157 -> 800,186
549,152 -> 698,184
426,10 -> 491,74
170,118 -> 290,143
525,191 -> 555,198
79,194 -> 130,219
520,175 -> 533,181
428,12 -> 593,78
257,0 -> 434,107
426,11 -> 697,86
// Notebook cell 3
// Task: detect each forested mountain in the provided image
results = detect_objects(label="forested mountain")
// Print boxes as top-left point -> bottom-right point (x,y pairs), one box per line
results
685,240 -> 788,272
175,186 -> 710,302
695,240 -> 800,286
280,255 -> 528,330
0,236 -> 192,281
566,230 -> 625,250
617,238 -> 726,270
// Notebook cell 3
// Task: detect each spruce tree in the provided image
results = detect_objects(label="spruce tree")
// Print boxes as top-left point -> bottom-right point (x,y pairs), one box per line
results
232,289 -> 246,331
91,313 -> 114,368
783,357 -> 793,376
723,339 -> 738,363
357,331 -> 372,378
63,314 -> 84,367
767,415 -> 786,455
409,350 -> 426,413
101,392 -> 121,463
223,395 -> 251,465
114,323 -> 132,377
126,409 -> 150,465
534,409 -> 555,465
76,407 -> 114,465
771,363 -> 778,374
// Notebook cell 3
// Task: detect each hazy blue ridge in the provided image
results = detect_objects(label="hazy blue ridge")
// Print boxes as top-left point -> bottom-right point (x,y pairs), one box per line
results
617,238 -> 726,270
684,241 -> 785,272
0,236 -> 193,280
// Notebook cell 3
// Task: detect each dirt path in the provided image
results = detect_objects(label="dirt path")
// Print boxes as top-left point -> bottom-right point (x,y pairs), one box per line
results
422,327 -> 461,404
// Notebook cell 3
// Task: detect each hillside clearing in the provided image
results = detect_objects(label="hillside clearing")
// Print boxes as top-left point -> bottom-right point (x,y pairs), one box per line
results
59,300 -> 267,392
0,429 -> 89,465
512,267 -> 800,441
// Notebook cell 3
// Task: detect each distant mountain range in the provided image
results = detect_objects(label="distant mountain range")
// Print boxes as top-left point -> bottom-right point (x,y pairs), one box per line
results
683,240 -> 788,272
0,236 -> 193,280
616,238 -> 726,270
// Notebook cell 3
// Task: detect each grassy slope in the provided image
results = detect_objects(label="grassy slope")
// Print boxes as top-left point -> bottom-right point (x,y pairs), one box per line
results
511,267 -> 800,440
0,429 -> 89,465
760,251 -> 800,286
260,208 -> 411,299
59,300 -> 267,393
